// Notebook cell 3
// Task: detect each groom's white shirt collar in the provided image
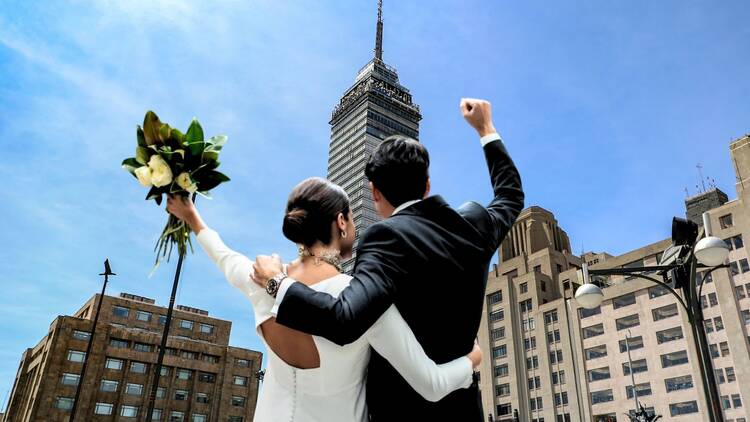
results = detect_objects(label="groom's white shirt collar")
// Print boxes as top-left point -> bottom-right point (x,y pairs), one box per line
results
270,132 -> 503,316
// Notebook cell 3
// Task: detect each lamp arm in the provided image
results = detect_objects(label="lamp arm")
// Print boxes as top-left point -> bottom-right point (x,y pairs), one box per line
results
697,264 -> 729,301
588,269 -> 690,313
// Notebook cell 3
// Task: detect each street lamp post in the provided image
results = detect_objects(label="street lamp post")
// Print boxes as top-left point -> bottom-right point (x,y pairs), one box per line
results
575,213 -> 729,422
69,259 -> 115,422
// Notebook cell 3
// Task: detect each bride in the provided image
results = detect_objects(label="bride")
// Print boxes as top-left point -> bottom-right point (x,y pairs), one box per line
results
166,177 -> 480,422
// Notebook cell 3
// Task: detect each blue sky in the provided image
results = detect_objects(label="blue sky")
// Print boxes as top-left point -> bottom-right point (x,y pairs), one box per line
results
0,0 -> 748,401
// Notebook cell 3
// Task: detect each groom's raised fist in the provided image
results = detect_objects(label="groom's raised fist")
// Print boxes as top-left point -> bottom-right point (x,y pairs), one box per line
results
460,98 -> 496,137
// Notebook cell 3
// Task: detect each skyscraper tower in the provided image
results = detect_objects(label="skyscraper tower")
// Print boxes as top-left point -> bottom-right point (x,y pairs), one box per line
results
327,0 -> 422,272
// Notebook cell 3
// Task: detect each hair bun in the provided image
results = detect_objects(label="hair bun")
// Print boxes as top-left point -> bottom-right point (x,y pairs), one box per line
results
282,208 -> 313,245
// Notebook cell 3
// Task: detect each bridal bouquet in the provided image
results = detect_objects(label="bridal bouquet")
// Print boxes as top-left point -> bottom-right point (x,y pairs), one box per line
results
122,111 -> 230,271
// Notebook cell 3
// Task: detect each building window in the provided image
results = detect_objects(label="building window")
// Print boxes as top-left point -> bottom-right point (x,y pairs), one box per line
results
526,356 -> 539,369
579,306 -> 602,318
160,366 -> 171,377
587,367 -> 611,382
520,282 -> 529,293
547,329 -> 561,344
233,375 -> 248,386
151,409 -> 162,421
72,330 -> 91,341
130,361 -> 148,374
203,354 -> 220,364
665,375 -> 693,392
529,396 -> 543,410
719,214 -> 733,229
524,337 -> 537,350
549,350 -> 563,364
112,306 -> 130,318
181,350 -> 197,360
555,391 -> 569,406
60,373 -> 80,386
716,368 -> 726,384
94,402 -> 114,415
491,327 -> 506,340
732,393 -> 742,408
179,319 -> 194,330
490,309 -> 505,322
544,310 -> 559,324
656,326 -> 684,344
232,395 -> 246,406
125,383 -> 143,396
105,358 -> 123,370
227,417 -> 243,422
522,317 -> 535,331
726,366 -> 736,382
199,323 -> 214,334
174,390 -> 189,401
585,344 -> 607,360
196,392 -> 210,404
235,358 -> 250,368
613,293 -> 636,309
582,323 -> 604,339
497,403 -> 512,416
496,383 -> 511,396
661,350 -> 689,368
495,364 -> 509,377
192,414 -> 207,422
55,396 -> 74,410
652,303 -> 678,321
492,345 -> 508,359
170,411 -> 185,421
616,314 -> 640,330
552,370 -> 566,385
176,369 -> 193,380
100,379 -> 118,392
109,338 -> 129,349
591,389 -> 614,404
156,387 -> 166,399
120,405 -> 139,418
623,359 -> 648,375
648,285 -> 669,299
519,299 -> 533,313
527,376 -> 541,389
626,383 -> 652,399
67,350 -> 86,362
618,336 -> 644,353
158,315 -> 167,326
133,310 -> 151,322
198,372 -> 216,383
488,290 -> 502,304
134,343 -> 152,352
669,400 -> 699,416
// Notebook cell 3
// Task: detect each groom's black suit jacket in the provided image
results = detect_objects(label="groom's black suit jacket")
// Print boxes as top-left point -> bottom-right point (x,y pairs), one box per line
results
275,139 -> 523,421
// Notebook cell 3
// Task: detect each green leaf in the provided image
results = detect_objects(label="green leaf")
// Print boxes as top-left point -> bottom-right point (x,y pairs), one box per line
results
122,157 -> 141,174
195,170 -> 230,191
206,135 -> 227,151
196,190 -> 213,199
158,123 -> 172,143
187,141 -> 205,157
143,111 -> 162,145
137,126 -> 147,147
136,147 -> 150,165
146,186 -> 163,205
185,118 -> 204,144
202,150 -> 219,163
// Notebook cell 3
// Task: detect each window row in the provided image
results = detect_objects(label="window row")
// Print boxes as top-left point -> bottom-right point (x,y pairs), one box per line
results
111,306 -> 215,334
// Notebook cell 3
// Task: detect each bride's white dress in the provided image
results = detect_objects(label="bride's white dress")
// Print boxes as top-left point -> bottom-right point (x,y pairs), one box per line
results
196,228 -> 473,422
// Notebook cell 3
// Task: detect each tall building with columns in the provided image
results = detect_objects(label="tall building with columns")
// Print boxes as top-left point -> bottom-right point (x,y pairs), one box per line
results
327,0 -> 422,271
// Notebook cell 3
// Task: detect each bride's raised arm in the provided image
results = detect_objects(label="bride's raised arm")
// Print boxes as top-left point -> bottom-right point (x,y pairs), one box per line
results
365,305 -> 479,402
166,195 -> 274,323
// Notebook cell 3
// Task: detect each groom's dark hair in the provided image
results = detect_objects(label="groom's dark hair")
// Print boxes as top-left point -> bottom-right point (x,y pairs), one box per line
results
365,135 -> 430,208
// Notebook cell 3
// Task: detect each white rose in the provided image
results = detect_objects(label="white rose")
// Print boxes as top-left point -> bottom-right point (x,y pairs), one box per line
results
148,155 -> 173,187
134,166 -> 152,187
176,172 -> 198,193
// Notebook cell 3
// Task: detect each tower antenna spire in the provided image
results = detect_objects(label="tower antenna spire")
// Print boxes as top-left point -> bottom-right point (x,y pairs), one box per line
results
374,0 -> 384,61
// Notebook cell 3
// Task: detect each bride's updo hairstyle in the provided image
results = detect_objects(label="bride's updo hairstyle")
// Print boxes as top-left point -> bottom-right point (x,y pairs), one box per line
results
282,177 -> 350,248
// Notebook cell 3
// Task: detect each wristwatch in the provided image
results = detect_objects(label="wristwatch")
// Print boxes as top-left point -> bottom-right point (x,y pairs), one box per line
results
266,273 -> 288,298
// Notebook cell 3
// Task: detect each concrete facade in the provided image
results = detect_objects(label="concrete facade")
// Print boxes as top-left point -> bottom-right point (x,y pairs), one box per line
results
3,293 -> 263,422
478,134 -> 750,421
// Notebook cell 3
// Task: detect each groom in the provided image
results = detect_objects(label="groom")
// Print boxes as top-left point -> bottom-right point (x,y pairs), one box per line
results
253,98 -> 524,421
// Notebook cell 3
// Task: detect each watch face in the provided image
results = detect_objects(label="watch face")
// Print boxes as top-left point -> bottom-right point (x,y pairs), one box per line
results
266,279 -> 278,293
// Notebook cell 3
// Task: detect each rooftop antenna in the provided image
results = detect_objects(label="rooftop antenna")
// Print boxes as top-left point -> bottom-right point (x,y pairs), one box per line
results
696,163 -> 707,192
684,187 -> 690,197
374,0 -> 384,61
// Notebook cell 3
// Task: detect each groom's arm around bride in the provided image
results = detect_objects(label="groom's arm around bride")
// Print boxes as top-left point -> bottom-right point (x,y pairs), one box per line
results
255,98 -> 524,420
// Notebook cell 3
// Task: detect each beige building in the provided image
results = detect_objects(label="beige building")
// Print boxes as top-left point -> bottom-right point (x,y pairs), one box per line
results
3,292 -> 263,422
478,134 -> 750,421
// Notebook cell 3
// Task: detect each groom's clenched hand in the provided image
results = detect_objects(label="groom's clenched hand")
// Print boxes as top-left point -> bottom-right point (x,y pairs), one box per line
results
252,254 -> 284,288
460,98 -> 496,137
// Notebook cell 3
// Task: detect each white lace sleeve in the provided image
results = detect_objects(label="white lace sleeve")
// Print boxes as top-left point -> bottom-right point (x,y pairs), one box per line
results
195,228 -> 274,328
366,305 -> 473,402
